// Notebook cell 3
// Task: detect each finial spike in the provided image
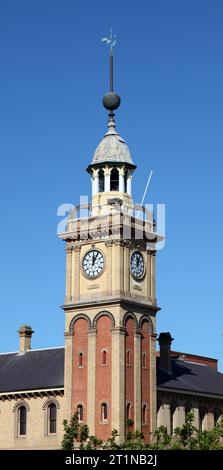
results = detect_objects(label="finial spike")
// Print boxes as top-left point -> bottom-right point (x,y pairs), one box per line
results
102,28 -> 116,91
102,29 -> 121,115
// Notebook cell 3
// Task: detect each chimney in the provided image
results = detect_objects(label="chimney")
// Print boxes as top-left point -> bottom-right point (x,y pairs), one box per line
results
157,332 -> 173,373
18,325 -> 34,353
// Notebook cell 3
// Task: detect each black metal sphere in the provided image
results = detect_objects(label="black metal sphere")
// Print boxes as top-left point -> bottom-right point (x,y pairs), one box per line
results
103,92 -> 121,111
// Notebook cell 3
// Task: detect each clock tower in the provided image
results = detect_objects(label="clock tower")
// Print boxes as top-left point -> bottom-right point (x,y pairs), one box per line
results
59,40 -> 160,444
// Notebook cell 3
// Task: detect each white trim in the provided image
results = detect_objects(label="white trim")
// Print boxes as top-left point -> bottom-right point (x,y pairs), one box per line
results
0,346 -> 64,356
0,387 -> 64,397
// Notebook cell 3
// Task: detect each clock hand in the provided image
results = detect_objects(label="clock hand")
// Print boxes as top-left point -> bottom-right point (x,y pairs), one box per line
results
94,253 -> 99,264
92,252 -> 99,266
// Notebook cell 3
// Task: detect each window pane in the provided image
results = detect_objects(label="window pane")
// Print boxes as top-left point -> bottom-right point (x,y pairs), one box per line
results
126,403 -> 131,420
99,170 -> 105,192
101,403 -> 108,421
49,404 -> 57,434
127,351 -> 131,365
110,168 -> 119,191
79,353 -> 83,367
19,406 -> 26,436
102,351 -> 106,365
77,405 -> 83,422
142,405 -> 147,423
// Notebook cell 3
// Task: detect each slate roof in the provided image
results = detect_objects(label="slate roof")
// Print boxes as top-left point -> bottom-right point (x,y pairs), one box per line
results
0,348 -> 223,398
157,358 -> 223,397
0,348 -> 64,393
92,121 -> 134,166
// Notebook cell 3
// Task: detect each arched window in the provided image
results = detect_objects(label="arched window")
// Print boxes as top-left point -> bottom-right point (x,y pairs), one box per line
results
48,403 -> 57,434
18,406 -> 27,436
101,403 -> 108,422
99,169 -> 105,192
110,168 -> 119,191
185,403 -> 192,414
126,350 -> 131,366
199,408 -> 206,431
102,350 -> 107,365
78,352 -> 83,367
124,169 -> 128,193
142,404 -> 147,424
77,404 -> 84,422
214,408 -> 221,427
170,405 -> 175,436
142,352 -> 146,368
126,403 -> 131,420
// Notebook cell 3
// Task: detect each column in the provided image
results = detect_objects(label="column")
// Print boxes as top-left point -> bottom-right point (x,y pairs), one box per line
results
151,252 -> 156,304
94,170 -> 99,194
64,332 -> 73,420
162,404 -> 171,433
105,240 -> 113,296
175,406 -> 186,428
134,329 -> 141,431
91,176 -> 95,196
192,406 -> 199,430
111,327 -> 126,444
206,412 -> 215,431
87,328 -> 96,435
73,245 -> 81,301
65,244 -> 73,303
127,174 -> 132,196
124,241 -> 130,297
112,240 -> 124,296
202,412 -> 209,431
118,167 -> 125,192
104,166 -> 111,192
146,250 -> 151,301
150,333 -> 157,440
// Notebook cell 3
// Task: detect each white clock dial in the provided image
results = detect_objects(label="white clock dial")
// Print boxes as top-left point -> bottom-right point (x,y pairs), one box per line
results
82,250 -> 104,278
130,251 -> 144,279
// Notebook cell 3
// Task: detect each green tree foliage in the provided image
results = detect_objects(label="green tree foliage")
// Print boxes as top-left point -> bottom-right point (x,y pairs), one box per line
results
62,413 -> 223,450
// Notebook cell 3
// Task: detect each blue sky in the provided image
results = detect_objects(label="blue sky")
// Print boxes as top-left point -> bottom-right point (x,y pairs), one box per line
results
0,1 -> 222,369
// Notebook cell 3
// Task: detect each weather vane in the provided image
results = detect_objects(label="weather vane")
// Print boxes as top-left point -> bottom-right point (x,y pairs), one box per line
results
102,28 -> 116,55
101,28 -> 120,117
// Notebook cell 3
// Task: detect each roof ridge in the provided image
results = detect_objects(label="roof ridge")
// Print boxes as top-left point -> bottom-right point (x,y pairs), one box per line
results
0,346 -> 64,356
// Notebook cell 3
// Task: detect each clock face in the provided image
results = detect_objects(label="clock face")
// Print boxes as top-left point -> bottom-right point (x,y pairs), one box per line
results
82,250 -> 104,278
130,251 -> 144,279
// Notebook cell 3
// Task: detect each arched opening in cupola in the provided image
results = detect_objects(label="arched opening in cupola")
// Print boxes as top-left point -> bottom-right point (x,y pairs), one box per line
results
98,169 -> 105,192
110,168 -> 119,191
